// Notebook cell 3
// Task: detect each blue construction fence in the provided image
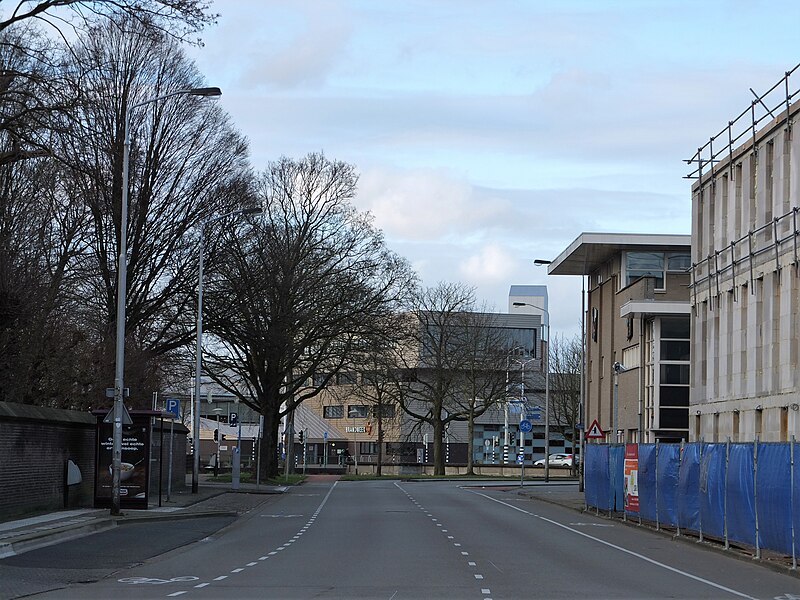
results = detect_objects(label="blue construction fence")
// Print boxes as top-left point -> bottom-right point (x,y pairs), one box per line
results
585,441 -> 799,562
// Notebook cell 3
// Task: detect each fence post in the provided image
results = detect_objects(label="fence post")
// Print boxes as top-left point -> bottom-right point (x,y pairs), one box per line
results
677,439 -> 684,537
698,439 -> 704,543
792,435 -> 796,570
754,437 -> 760,560
655,439 -> 660,531
724,437 -> 730,551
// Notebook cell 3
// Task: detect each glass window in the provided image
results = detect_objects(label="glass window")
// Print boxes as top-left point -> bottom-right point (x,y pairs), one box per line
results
626,252 -> 665,288
659,407 -> 689,429
660,340 -> 690,361
359,442 -> 378,454
347,405 -> 369,418
659,386 -> 689,406
373,404 -> 396,418
323,405 -> 343,419
336,372 -> 357,385
660,364 -> 690,385
313,372 -> 330,387
667,253 -> 691,272
661,317 -> 690,339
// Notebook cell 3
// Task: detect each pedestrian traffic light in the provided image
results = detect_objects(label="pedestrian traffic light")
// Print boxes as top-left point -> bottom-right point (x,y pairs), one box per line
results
299,430 -> 304,443
213,429 -> 218,441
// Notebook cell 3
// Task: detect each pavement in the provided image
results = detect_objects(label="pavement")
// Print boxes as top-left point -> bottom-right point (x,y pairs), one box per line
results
0,476 -> 288,560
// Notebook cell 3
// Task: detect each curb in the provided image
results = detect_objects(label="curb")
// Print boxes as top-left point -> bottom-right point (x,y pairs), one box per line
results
0,519 -> 117,559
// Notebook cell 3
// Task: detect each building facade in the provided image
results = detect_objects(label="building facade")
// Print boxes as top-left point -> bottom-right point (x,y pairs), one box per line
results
689,73 -> 800,442
548,232 -> 692,444
293,310 -> 576,470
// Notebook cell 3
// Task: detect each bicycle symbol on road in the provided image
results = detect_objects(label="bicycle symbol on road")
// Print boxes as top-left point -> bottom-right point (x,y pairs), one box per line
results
118,576 -> 198,585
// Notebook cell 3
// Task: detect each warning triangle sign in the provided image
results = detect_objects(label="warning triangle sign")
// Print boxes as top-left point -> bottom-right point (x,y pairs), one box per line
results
585,419 -> 605,439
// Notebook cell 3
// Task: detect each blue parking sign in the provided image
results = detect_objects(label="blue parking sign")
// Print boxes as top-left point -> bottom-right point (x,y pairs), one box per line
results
166,398 -> 180,419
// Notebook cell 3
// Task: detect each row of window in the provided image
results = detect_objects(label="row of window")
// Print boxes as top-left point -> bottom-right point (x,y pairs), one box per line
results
322,404 -> 397,419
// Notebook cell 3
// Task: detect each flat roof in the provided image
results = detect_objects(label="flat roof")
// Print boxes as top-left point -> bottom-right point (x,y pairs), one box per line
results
547,232 -> 691,276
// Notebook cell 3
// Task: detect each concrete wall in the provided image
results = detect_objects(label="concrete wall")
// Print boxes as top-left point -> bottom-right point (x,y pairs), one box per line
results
691,98 -> 800,441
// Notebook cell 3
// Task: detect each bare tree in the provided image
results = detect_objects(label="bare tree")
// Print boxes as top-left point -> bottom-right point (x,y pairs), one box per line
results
395,283 -> 508,476
548,333 -> 582,474
0,1 -> 216,167
202,153 -> 416,478
0,1 -> 216,41
57,18 -> 249,407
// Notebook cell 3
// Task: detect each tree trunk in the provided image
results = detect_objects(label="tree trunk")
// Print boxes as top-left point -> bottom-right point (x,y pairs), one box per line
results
259,402 -> 281,479
433,420 -> 445,476
376,416 -> 384,477
465,408 -> 475,475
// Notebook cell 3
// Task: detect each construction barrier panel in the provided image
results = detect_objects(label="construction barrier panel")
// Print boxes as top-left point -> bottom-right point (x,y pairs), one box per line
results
585,440 -> 798,564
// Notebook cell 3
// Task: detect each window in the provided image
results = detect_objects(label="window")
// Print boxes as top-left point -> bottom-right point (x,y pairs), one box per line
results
347,405 -> 369,418
373,404 -> 396,418
626,252 -> 665,288
336,371 -> 357,385
323,405 -> 344,419
313,372 -> 330,387
359,442 -> 378,455
625,252 -> 691,289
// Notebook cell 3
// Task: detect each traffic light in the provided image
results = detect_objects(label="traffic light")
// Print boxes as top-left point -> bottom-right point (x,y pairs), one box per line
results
298,430 -> 304,443
213,429 -> 218,441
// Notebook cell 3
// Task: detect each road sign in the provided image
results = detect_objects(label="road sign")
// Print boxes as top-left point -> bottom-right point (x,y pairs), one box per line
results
324,431 -> 328,440
165,398 -> 180,419
585,419 -> 605,439
229,411 -> 238,426
519,419 -> 533,433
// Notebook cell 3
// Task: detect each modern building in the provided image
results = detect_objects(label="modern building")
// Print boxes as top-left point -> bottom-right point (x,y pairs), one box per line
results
547,232 -> 692,444
294,308 -> 575,470
687,70 -> 800,442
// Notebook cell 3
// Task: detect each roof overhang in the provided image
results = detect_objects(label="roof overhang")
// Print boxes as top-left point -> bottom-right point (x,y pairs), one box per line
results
547,232 -> 691,276
620,300 -> 691,318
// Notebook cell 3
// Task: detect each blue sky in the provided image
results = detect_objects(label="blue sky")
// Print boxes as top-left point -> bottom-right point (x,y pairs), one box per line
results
187,0 -> 800,337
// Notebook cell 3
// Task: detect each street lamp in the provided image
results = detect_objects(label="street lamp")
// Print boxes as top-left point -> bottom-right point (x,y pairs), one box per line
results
612,362 -> 627,443
111,86 -> 221,515
512,301 -> 550,482
192,206 -> 262,493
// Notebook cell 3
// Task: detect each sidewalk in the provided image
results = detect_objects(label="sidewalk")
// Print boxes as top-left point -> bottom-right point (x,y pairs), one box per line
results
0,477 -> 287,560
515,481 -> 586,512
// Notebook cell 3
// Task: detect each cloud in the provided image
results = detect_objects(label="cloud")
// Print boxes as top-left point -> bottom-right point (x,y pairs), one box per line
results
459,244 -> 516,285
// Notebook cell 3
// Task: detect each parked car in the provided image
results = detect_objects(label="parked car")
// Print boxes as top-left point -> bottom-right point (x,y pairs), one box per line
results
534,453 -> 574,468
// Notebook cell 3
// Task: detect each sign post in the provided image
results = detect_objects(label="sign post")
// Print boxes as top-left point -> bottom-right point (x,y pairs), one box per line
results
165,398 -> 179,502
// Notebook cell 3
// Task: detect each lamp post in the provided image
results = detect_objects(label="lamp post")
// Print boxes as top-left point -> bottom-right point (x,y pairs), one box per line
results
511,357 -> 535,485
192,206 -> 261,493
512,301 -> 550,482
111,86 -> 221,515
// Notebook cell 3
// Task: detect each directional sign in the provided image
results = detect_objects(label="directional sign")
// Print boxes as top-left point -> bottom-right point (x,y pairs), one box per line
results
519,419 -> 533,433
165,398 -> 180,419
585,419 -> 605,439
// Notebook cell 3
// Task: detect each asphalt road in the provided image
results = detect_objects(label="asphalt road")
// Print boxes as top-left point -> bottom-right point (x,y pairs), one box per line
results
3,480 -> 800,599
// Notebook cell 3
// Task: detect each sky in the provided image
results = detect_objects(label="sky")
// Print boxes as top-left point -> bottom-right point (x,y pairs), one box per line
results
185,0 -> 800,338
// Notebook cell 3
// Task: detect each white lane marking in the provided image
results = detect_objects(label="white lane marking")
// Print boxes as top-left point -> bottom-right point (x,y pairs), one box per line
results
470,491 -> 759,600
269,551 -> 277,555
259,556 -> 269,561
231,568 -> 244,573
247,562 -> 257,566
461,552 -> 469,556
448,536 -> 454,539
475,574 -> 484,580
469,562 -> 477,566
454,543 -> 461,547
213,576 -> 227,581
194,583 -> 209,588
482,589 -> 491,594
167,593 -> 187,597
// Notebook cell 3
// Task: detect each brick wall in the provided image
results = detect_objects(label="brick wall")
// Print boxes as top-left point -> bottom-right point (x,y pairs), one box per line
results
0,403 -> 190,521
0,402 -> 96,520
